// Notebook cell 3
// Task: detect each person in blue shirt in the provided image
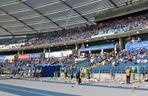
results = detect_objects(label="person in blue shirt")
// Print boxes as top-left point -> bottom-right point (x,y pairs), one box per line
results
75,68 -> 81,84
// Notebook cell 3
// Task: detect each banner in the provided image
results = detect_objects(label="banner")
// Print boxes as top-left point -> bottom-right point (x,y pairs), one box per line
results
29,53 -> 42,59
126,41 -> 148,51
91,32 -> 114,38
18,54 -> 29,60
45,50 -> 72,58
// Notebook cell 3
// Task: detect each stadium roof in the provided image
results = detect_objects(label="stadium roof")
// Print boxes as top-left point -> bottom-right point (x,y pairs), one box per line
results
0,0 -> 141,36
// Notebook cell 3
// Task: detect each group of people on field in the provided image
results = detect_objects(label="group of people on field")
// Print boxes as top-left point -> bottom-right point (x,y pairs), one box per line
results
64,67 -> 82,85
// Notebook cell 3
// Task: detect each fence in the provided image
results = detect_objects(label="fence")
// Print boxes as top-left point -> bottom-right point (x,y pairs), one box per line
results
90,65 -> 148,83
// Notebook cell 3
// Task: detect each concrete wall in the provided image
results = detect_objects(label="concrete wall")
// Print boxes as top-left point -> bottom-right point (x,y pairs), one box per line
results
91,73 -> 143,83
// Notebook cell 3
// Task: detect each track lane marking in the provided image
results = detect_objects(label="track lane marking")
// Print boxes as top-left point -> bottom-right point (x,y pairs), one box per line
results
0,85 -> 54,96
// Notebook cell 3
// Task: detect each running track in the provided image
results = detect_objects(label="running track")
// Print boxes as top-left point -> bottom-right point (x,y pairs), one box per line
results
0,78 -> 148,96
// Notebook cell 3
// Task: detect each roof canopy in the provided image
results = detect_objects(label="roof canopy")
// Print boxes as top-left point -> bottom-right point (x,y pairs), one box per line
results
0,0 -> 141,36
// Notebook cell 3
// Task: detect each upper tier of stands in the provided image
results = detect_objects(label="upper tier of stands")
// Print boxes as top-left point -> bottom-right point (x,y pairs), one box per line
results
0,12 -> 147,50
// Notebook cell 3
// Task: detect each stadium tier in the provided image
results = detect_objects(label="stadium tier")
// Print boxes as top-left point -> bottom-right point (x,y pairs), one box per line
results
0,12 -> 147,51
0,10 -> 148,76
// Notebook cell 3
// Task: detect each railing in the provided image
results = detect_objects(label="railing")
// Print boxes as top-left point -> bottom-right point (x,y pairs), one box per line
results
91,65 -> 148,74
90,65 -> 148,83
66,58 -> 91,75
76,58 -> 91,68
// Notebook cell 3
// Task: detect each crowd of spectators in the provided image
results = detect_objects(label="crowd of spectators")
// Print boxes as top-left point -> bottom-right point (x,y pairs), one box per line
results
26,12 -> 148,46
81,40 -> 148,67
0,46 -> 148,77
0,12 -> 147,50
0,54 -> 72,77
90,52 -> 112,64
116,48 -> 148,64
0,11 -> 148,77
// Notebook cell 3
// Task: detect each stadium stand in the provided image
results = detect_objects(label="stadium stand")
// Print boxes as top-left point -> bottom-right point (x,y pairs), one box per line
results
0,12 -> 147,50
0,0 -> 148,88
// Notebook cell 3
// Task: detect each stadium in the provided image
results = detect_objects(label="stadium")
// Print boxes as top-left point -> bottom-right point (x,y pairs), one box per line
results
0,0 -> 148,96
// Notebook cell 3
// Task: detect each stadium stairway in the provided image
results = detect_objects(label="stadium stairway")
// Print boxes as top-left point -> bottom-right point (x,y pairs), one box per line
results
91,57 -> 113,68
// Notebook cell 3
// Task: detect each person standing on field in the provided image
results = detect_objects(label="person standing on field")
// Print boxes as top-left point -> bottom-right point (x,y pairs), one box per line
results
126,67 -> 131,84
